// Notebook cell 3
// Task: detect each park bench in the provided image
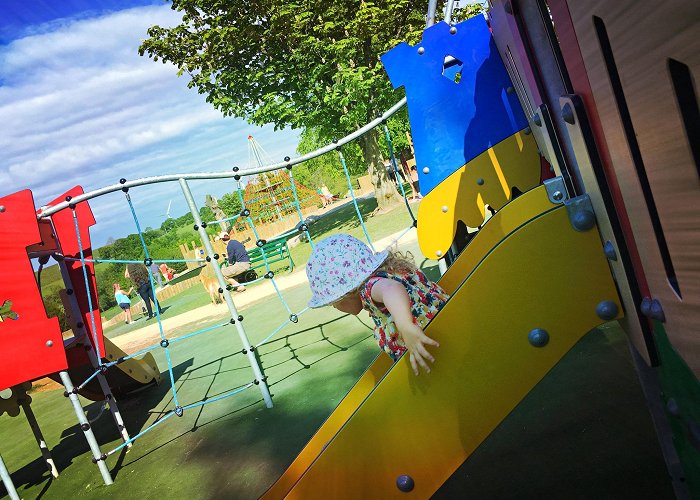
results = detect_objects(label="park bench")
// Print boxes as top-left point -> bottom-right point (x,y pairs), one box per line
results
248,237 -> 294,272
220,237 -> 294,283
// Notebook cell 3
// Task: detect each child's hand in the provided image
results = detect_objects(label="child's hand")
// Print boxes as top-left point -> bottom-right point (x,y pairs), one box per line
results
399,321 -> 439,375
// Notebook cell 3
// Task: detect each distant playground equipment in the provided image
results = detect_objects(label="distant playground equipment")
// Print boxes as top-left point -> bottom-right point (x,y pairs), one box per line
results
2,1 -> 698,498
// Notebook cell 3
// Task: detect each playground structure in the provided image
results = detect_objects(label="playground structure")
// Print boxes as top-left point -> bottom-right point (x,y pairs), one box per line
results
1,0 -> 699,498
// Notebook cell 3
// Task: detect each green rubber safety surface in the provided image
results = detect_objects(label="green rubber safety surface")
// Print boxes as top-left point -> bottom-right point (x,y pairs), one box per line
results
436,321 -> 675,499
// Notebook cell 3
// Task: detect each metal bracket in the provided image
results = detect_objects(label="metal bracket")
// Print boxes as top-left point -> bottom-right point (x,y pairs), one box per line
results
530,104 -> 568,181
564,194 -> 596,232
543,177 -> 568,204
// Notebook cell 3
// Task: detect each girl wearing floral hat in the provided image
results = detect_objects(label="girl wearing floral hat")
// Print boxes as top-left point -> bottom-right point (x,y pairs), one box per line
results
306,234 -> 449,375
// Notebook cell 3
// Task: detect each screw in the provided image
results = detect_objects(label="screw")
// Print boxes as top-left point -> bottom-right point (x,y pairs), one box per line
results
422,167 -> 430,174
552,191 -> 564,201
441,206 -> 448,213
417,47 -> 425,55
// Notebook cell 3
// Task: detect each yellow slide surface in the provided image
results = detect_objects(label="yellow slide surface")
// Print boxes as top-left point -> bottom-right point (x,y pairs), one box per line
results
54,337 -> 161,402
263,186 -> 585,498
283,201 -> 620,498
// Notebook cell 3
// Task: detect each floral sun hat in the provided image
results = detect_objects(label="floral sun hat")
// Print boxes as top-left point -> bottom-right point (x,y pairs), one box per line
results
306,234 -> 389,308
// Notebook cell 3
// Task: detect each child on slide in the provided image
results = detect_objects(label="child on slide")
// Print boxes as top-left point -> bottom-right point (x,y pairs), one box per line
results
306,234 -> 449,375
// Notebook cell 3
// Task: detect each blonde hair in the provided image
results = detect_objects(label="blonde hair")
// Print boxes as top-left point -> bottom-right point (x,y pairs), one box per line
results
377,249 -> 417,275
332,249 -> 416,304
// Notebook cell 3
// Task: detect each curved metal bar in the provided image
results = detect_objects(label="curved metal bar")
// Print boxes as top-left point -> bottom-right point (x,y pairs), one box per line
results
38,98 -> 407,218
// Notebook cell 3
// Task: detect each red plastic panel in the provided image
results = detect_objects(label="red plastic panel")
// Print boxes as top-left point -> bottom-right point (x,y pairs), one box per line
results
47,187 -> 106,361
0,190 -> 67,390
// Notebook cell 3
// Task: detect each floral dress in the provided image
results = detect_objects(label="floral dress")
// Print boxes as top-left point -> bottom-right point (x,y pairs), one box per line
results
359,269 -> 450,361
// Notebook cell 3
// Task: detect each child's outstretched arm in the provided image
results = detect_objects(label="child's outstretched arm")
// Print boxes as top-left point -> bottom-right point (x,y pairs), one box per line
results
370,278 -> 439,375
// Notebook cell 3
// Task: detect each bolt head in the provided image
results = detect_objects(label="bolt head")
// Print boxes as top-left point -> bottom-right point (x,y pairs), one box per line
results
476,178 -> 485,186
572,209 -> 596,231
552,191 -> 564,201
528,328 -> 549,347
422,167 -> 430,174
46,340 -> 54,347
596,300 -> 619,321
396,475 -> 415,492
436,250 -> 442,257
417,47 -> 425,55
0,205 -> 5,213
441,205 -> 448,213
449,26 -> 457,34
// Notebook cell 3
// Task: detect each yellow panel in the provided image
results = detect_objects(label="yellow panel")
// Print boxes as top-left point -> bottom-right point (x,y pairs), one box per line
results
104,337 -> 162,386
287,207 -> 622,498
417,131 -> 540,259
438,185 -> 556,294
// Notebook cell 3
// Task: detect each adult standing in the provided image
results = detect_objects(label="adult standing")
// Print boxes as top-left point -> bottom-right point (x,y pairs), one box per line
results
125,263 -> 162,319
216,231 -> 251,292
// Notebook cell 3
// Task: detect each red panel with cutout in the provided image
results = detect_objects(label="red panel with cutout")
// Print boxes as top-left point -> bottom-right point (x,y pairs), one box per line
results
0,190 -> 67,390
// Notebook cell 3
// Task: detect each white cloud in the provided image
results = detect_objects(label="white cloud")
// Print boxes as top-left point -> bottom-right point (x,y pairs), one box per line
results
0,4 -> 301,247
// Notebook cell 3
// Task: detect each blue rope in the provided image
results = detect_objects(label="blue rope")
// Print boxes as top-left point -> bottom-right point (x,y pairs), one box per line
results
70,209 -> 103,364
124,192 -> 180,409
107,411 -> 176,456
336,149 -> 375,252
287,169 -> 314,249
383,123 -> 417,225
181,382 -> 254,410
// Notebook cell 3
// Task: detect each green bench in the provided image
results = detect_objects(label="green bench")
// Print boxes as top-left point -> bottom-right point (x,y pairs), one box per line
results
248,238 -> 294,272
220,238 -> 294,280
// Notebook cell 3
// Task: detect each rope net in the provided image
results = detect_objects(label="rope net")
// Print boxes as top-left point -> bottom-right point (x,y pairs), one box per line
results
62,127 -> 419,456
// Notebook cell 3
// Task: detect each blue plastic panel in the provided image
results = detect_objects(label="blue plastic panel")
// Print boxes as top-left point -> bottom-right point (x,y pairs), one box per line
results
381,16 -> 528,196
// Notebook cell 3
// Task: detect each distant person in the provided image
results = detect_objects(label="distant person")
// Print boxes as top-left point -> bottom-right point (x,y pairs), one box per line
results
113,283 -> 134,324
158,263 -> 171,283
125,263 -> 162,319
150,262 -> 164,288
216,231 -> 251,292
383,159 -> 396,184
306,234 -> 449,375
317,184 -> 334,208
409,165 -> 422,200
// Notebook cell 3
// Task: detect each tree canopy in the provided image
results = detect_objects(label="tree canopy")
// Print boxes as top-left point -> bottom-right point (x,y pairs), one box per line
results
139,0 -> 437,209
139,1 -> 427,134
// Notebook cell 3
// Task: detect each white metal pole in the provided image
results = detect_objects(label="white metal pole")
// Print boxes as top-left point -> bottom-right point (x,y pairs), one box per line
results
0,453 -> 19,500
59,371 -> 113,485
179,178 -> 273,408
19,398 -> 59,478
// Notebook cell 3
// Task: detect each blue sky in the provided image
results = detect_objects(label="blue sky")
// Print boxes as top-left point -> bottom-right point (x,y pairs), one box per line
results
0,0 -> 301,247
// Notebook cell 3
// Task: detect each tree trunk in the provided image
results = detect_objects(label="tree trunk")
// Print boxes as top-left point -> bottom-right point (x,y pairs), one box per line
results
357,129 -> 403,211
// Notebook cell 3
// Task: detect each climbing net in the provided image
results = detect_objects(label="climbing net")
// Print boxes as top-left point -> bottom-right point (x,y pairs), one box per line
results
52,116 -> 420,458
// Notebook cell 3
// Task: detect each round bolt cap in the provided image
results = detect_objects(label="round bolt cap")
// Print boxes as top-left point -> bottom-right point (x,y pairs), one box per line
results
441,205 -> 449,213
46,340 -> 54,347
417,47 -> 425,55
528,328 -> 549,347
422,167 -> 430,174
476,178 -> 485,186
596,300 -> 619,321
396,475 -> 415,492
436,250 -> 442,257
572,210 -> 596,231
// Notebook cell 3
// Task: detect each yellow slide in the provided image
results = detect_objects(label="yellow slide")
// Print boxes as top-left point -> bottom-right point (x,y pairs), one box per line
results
51,337 -> 161,402
264,185 -> 621,498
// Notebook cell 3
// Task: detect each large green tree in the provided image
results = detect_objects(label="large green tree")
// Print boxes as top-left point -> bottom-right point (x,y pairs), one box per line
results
139,0 -> 431,210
